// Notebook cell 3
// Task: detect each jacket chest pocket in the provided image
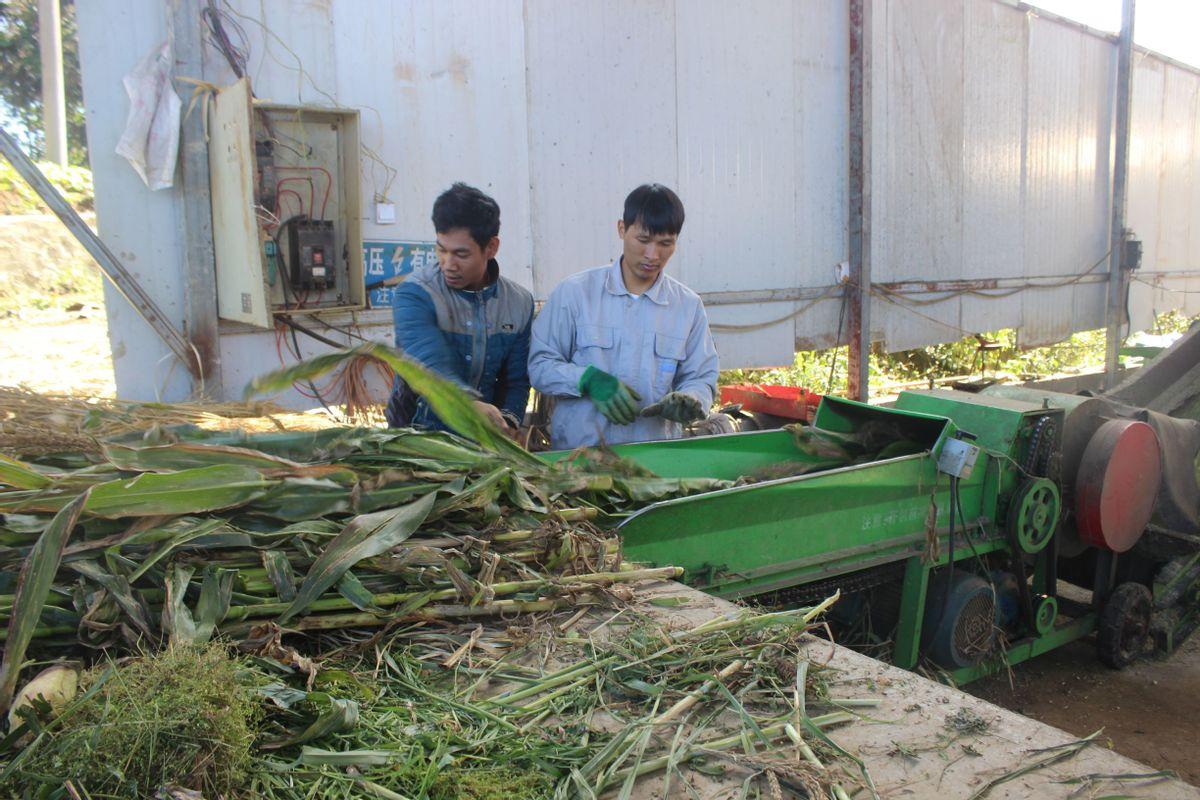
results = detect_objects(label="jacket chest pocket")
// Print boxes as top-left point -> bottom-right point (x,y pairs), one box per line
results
654,333 -> 686,391
575,324 -> 616,368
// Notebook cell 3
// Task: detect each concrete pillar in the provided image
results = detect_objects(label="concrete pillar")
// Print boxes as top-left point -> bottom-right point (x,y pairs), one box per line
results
37,0 -> 67,165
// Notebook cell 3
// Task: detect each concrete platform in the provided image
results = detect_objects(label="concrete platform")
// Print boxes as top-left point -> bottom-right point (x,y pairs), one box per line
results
610,581 -> 1199,799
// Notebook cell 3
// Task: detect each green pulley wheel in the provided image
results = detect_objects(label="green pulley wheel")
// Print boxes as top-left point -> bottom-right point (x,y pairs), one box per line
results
1034,595 -> 1058,635
1007,478 -> 1061,554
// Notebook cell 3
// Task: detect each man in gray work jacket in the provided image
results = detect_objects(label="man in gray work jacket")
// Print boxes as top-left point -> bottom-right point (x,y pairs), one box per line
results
528,184 -> 719,450
386,183 -> 533,438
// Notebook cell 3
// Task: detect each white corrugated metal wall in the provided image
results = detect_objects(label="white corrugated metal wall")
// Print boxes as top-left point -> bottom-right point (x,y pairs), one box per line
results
1127,53 -> 1200,330
73,0 -> 1200,403
870,1 -> 1115,351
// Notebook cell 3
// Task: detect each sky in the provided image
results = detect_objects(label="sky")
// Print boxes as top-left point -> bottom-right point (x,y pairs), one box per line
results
1028,0 -> 1200,67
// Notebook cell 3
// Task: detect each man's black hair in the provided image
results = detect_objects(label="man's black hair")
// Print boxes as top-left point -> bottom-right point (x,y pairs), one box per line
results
622,183 -> 685,236
432,182 -> 501,249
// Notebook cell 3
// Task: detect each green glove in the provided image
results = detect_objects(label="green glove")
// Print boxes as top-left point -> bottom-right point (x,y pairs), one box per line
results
578,366 -> 642,425
640,391 -> 705,424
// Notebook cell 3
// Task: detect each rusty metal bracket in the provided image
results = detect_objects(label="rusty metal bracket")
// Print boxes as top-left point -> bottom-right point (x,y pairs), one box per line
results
0,126 -> 202,381
847,0 -> 872,402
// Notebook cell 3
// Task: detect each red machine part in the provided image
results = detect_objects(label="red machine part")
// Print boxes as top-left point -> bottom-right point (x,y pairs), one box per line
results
719,384 -> 823,422
1074,419 -> 1162,552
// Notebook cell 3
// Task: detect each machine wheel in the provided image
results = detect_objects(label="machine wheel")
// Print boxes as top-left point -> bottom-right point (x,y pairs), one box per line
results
1007,478 -> 1060,554
1097,582 -> 1152,669
1034,595 -> 1058,636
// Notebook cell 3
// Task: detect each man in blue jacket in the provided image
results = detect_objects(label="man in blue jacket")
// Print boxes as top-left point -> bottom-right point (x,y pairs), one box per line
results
386,183 -> 533,438
528,184 -> 719,450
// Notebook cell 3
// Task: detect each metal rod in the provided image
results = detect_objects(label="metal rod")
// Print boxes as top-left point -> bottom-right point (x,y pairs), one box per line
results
0,126 -> 201,380
1105,0 -> 1136,387
174,0 -> 223,398
847,0 -> 872,402
37,0 -> 67,165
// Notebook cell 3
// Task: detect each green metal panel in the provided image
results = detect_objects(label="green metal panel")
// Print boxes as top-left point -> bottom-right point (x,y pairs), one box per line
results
894,557 -> 931,669
895,389 -> 1054,457
617,455 -> 998,599
618,453 -> 944,597
980,384 -> 1096,415
538,429 -> 815,481
814,395 -> 952,449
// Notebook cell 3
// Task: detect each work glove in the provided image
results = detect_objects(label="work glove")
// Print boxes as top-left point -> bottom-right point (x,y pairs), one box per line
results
640,391 -> 706,424
578,366 -> 642,425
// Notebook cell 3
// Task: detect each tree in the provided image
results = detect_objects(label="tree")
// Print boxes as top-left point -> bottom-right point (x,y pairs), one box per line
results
0,0 -> 88,166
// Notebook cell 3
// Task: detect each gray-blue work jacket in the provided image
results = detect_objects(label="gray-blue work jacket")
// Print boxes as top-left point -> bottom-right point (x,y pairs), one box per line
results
528,258 -> 719,450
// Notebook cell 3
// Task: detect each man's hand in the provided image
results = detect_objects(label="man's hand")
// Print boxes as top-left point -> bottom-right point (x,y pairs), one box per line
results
640,392 -> 705,424
474,401 -> 518,439
578,366 -> 641,425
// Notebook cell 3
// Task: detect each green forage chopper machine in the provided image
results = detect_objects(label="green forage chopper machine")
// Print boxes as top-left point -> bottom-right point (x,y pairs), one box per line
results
551,374 -> 1200,682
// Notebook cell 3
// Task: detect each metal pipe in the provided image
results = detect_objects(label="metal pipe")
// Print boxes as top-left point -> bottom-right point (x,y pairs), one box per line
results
0,127 -> 201,380
847,0 -> 871,401
37,0 -> 67,165
1104,0 -> 1136,388
174,0 -> 223,398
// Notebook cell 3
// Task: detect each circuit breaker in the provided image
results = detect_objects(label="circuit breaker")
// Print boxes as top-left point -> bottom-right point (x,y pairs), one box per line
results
289,220 -> 336,290
209,78 -> 363,328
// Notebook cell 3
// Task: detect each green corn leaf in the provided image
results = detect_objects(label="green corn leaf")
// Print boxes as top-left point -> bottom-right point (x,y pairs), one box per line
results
610,476 -> 732,503
378,430 -> 511,471
102,441 -> 313,472
298,747 -> 399,767
262,549 -> 297,602
83,465 -> 275,518
357,482 -> 447,514
122,518 -> 229,582
0,454 -> 53,490
279,491 -> 437,623
69,558 -> 156,640
250,478 -> 354,521
244,342 -> 544,469
261,697 -> 360,749
0,490 -> 87,715
259,681 -> 309,709
0,465 -> 276,516
336,570 -> 384,613
194,564 -> 236,641
163,564 -> 198,644
433,467 -> 511,516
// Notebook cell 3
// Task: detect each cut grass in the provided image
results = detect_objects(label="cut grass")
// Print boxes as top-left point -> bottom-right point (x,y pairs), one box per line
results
3,642 -> 261,798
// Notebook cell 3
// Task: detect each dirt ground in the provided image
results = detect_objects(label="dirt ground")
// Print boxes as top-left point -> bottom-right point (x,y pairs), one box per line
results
968,630 -> 1200,785
0,212 -> 114,397
0,305 -> 114,397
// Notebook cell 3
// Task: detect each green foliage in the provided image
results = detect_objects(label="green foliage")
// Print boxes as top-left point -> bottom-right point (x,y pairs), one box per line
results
0,159 -> 93,214
5,643 -> 262,798
0,0 -> 88,166
408,765 -> 553,800
721,311 -> 1200,396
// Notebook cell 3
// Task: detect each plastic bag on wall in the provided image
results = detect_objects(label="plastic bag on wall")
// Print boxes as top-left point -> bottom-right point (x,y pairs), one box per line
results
116,41 -> 182,191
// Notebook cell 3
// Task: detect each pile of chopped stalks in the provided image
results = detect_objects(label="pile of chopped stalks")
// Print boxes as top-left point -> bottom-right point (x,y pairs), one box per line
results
0,344 -> 877,798
244,595 -> 869,799
0,384 -> 345,458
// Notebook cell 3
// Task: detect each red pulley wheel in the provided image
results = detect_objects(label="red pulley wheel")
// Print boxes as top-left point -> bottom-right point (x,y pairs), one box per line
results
1074,419 -> 1162,552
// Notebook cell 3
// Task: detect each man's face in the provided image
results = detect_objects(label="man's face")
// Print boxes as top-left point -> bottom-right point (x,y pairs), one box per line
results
435,228 -> 498,291
618,221 -> 677,287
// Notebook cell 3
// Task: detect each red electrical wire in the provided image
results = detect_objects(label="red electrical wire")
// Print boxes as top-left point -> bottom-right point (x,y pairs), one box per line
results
278,166 -> 333,218
276,177 -> 314,215
274,188 -> 305,221
274,320 -> 328,400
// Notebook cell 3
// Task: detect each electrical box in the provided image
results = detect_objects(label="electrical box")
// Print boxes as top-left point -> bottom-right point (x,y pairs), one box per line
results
937,437 -> 980,479
209,78 -> 363,328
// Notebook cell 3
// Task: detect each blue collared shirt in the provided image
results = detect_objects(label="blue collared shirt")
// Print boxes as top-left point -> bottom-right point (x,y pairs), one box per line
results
528,258 -> 719,450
